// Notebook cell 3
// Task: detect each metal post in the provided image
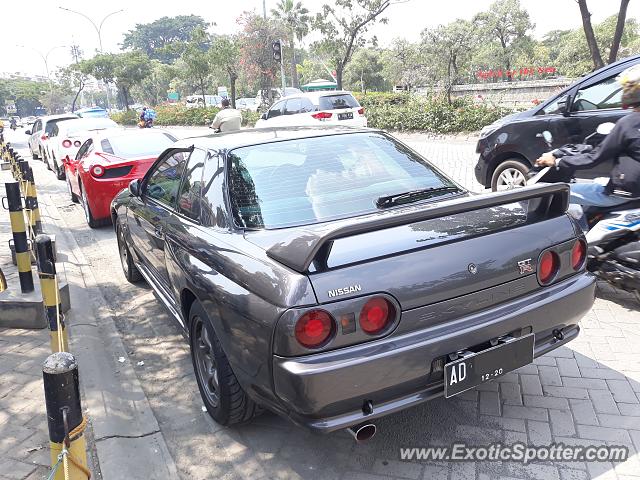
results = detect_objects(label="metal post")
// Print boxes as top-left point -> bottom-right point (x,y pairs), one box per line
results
4,182 -> 34,293
36,235 -> 68,353
43,352 -> 90,480
280,39 -> 286,92
25,167 -> 42,235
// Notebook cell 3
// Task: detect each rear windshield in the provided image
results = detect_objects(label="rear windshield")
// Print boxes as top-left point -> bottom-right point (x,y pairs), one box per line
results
228,132 -> 458,229
45,117 -> 76,135
318,94 -> 360,110
102,132 -> 176,158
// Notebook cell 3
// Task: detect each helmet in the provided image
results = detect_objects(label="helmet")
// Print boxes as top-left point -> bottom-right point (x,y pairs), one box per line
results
617,64 -> 640,109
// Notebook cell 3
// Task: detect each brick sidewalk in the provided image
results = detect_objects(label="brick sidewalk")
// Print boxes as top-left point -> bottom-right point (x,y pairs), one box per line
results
0,166 -> 51,480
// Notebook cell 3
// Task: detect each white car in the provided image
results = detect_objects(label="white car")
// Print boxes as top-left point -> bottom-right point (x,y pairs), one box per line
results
45,117 -> 119,180
236,97 -> 258,112
27,114 -> 78,161
254,91 -> 367,128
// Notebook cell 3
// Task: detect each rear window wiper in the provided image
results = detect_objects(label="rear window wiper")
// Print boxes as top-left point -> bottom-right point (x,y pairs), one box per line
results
376,186 -> 462,209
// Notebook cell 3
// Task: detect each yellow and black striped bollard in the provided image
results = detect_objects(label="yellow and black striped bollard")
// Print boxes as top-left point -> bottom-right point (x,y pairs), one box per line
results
43,352 -> 90,480
4,181 -> 34,293
24,166 -> 42,235
35,234 -> 68,353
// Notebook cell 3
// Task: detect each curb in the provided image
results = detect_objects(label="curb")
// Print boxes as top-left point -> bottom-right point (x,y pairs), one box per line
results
40,194 -> 179,479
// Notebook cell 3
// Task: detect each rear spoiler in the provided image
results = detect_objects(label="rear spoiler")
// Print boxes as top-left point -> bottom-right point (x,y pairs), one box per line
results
265,183 -> 569,273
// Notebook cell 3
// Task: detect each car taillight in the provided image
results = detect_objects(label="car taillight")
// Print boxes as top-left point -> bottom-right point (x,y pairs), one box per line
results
571,239 -> 587,270
357,107 -> 365,115
294,310 -> 335,348
41,134 -> 48,141
538,250 -> 560,285
359,297 -> 393,334
311,112 -> 333,120
91,165 -> 105,177
73,140 -> 81,147
62,139 -> 72,148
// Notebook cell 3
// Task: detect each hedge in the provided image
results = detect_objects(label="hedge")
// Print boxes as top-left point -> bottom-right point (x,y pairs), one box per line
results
110,105 -> 261,127
110,95 -> 512,133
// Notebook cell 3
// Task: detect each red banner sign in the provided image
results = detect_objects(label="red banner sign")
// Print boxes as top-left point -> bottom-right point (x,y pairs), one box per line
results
476,67 -> 557,80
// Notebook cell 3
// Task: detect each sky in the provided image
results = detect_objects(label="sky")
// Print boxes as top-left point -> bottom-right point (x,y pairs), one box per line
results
3,0 -> 639,77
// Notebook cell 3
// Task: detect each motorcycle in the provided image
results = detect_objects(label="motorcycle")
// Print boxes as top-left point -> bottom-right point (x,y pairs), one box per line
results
137,118 -> 153,128
10,121 -> 17,131
527,124 -> 640,300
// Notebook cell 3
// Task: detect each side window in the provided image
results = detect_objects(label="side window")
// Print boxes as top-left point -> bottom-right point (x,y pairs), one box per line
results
200,153 -> 228,228
145,151 -> 189,207
284,98 -> 302,115
300,98 -> 315,113
539,95 -> 568,115
34,120 -> 41,132
573,75 -> 623,112
75,139 -> 93,161
267,101 -> 284,119
177,149 -> 206,221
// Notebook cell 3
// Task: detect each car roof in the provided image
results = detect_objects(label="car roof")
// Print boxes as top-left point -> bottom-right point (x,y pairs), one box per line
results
174,126 -> 377,151
57,117 -> 117,131
276,90 -> 355,103
91,128 -> 173,142
41,114 -> 78,124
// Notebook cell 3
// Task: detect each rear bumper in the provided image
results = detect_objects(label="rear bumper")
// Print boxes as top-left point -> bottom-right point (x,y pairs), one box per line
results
85,177 -> 133,220
271,273 -> 595,432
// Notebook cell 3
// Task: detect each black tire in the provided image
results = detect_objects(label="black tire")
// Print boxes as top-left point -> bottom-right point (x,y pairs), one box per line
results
54,157 -> 65,180
32,148 -> 38,160
189,301 -> 263,426
44,151 -> 51,171
116,224 -> 142,283
80,183 -> 101,229
66,175 -> 79,203
491,159 -> 529,192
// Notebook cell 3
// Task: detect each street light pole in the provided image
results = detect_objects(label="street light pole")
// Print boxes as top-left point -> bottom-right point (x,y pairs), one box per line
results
58,7 -> 124,110
16,45 -> 67,113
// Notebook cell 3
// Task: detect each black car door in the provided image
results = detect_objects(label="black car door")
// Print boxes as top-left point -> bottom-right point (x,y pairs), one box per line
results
550,65 -> 634,179
128,148 -> 191,288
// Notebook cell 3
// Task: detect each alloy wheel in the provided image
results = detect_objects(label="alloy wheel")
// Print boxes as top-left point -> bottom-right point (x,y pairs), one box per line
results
193,316 -> 220,408
496,167 -> 526,191
117,228 -> 129,276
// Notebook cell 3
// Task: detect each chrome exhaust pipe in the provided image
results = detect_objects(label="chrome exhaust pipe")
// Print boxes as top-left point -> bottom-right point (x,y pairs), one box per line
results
347,423 -> 377,442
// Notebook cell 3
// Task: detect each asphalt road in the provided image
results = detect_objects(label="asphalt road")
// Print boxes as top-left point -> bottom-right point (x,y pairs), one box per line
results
4,126 -> 640,480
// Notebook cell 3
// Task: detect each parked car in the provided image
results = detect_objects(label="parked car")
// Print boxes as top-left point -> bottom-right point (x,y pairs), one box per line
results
75,107 -> 109,118
23,116 -> 37,125
255,91 -> 367,128
66,129 -> 177,228
112,126 -> 594,437
46,117 -> 119,180
236,97 -> 258,112
26,114 -> 78,161
475,54 -> 640,191
254,87 -> 302,110
185,95 -> 222,109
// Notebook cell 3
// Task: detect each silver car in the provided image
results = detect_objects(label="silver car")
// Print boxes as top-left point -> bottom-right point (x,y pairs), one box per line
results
26,113 -> 78,161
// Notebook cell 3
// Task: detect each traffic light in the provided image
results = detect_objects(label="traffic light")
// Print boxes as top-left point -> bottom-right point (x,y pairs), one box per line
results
272,40 -> 282,63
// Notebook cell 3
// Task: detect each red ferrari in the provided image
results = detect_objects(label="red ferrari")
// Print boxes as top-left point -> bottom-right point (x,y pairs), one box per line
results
64,129 -> 177,228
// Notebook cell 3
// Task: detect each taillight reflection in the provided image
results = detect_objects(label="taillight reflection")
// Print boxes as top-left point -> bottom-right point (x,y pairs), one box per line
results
311,112 -> 332,120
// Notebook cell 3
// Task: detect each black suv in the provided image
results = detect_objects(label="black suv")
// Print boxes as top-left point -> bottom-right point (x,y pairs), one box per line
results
475,55 -> 640,191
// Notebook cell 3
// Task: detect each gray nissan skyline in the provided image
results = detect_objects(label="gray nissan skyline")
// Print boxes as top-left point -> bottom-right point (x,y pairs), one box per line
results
111,126 -> 595,441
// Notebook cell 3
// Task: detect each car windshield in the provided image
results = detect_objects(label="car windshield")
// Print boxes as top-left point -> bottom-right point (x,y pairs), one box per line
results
228,132 -> 460,229
103,132 -> 176,157
45,117 -> 77,135
318,94 -> 360,110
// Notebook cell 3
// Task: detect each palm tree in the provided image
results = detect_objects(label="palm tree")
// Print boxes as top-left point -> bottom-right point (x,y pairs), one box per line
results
271,0 -> 310,88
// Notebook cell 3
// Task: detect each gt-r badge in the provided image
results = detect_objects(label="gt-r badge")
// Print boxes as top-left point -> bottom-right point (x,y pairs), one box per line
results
518,258 -> 534,274
327,284 -> 362,298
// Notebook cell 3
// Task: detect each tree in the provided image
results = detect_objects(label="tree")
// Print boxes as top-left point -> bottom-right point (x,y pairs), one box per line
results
210,35 -> 241,108
422,19 -> 478,102
312,0 -> 394,90
381,38 -> 428,90
577,0 -> 633,70
178,28 -> 215,105
474,0 -> 534,78
237,13 -> 284,107
132,61 -> 177,106
271,0 -> 311,88
122,15 -> 209,63
344,48 -> 386,92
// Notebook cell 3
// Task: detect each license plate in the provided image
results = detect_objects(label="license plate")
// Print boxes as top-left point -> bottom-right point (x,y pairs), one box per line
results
338,112 -> 353,120
444,334 -> 534,398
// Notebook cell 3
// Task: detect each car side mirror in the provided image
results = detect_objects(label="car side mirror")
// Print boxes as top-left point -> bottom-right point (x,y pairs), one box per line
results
129,179 -> 141,197
261,112 -> 267,120
25,130 -> 31,135
557,95 -> 571,117
542,131 -> 553,144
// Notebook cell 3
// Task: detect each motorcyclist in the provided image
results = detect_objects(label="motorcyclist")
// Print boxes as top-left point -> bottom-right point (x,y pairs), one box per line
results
209,98 -> 241,133
536,64 -> 640,210
9,118 -> 17,130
